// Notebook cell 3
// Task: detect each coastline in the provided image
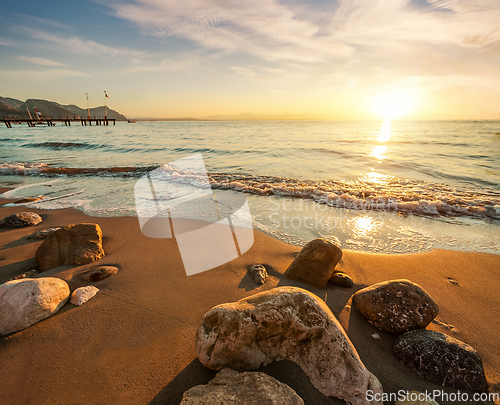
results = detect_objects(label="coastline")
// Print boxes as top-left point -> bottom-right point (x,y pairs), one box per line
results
0,192 -> 499,404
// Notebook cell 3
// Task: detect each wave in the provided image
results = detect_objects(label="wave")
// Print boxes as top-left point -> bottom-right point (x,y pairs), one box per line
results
1,162 -> 499,219
21,141 -> 107,150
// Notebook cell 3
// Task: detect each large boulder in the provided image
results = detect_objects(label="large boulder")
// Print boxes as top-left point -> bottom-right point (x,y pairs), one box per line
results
394,330 -> 488,393
284,238 -> 342,289
195,287 -> 383,405
35,223 -> 105,272
1,212 -> 42,228
0,277 -> 70,336
181,368 -> 304,404
352,280 -> 438,334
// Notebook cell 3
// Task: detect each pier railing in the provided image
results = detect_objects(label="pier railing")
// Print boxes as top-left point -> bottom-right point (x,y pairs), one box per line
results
2,116 -> 117,128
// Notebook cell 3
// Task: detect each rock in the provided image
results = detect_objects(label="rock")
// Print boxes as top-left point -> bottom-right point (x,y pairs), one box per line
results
195,286 -> 383,405
248,264 -> 267,285
181,368 -> 304,404
352,279 -> 438,334
396,390 -> 439,405
284,238 -> 342,289
14,197 -> 44,204
35,223 -> 105,272
330,272 -> 354,288
0,212 -> 42,228
394,330 -> 488,393
0,277 -> 70,336
35,227 -> 62,239
8,269 -> 39,281
70,286 -> 99,306
78,265 -> 119,282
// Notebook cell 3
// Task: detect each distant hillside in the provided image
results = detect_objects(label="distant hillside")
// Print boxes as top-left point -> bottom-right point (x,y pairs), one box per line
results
0,96 -> 127,120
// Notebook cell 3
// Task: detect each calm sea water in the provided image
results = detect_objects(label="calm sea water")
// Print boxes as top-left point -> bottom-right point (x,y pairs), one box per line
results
1,120 -> 499,254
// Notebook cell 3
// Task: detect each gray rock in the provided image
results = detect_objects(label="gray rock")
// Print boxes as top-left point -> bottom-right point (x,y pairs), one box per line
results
70,286 -> 99,306
35,223 -> 105,272
35,227 -> 62,239
0,277 -> 70,336
248,264 -> 267,285
181,368 -> 304,404
284,238 -> 342,289
330,272 -> 354,288
394,330 -> 488,393
352,279 -> 438,334
1,212 -> 42,228
78,265 -> 119,282
195,286 -> 383,405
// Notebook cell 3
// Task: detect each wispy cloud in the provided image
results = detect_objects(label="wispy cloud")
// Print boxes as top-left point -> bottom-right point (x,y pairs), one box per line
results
0,68 -> 90,78
18,56 -> 68,67
106,0 -> 500,76
22,27 -> 145,58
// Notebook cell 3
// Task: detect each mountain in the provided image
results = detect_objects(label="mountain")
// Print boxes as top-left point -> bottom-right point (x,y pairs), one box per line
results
54,102 -> 127,120
0,96 -> 127,120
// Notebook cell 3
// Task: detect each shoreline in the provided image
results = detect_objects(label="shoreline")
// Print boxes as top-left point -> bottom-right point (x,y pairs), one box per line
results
0,193 -> 499,404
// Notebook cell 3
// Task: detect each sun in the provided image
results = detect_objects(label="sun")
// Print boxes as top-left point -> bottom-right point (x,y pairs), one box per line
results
371,89 -> 416,120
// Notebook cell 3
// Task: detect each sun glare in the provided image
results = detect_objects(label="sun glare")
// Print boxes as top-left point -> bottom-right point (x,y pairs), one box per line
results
372,90 -> 416,120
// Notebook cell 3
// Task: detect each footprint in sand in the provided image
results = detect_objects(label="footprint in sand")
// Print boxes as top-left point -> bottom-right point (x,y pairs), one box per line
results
446,277 -> 460,286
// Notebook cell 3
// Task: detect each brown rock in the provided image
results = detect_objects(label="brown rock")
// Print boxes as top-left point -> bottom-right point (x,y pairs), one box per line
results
353,279 -> 438,334
284,238 -> 342,289
195,287 -> 383,405
330,272 -> 354,288
78,265 -> 119,282
14,197 -> 44,204
181,368 -> 304,404
394,330 -> 488,393
1,212 -> 42,228
35,223 -> 105,272
248,264 -> 267,285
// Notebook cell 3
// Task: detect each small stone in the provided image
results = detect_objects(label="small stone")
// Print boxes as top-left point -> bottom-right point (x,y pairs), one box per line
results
0,277 -> 70,336
8,269 -> 39,281
284,238 -> 342,289
248,264 -> 267,285
372,333 -> 380,339
195,286 -> 383,405
394,330 -> 488,393
78,265 -> 119,282
353,279 -> 439,334
35,223 -> 105,272
181,368 -> 304,404
70,286 -> 99,306
1,212 -> 42,228
330,272 -> 354,288
14,197 -> 44,204
35,227 -> 62,239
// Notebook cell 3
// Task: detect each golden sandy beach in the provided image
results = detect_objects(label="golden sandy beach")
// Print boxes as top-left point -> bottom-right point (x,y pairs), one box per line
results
0,189 -> 499,405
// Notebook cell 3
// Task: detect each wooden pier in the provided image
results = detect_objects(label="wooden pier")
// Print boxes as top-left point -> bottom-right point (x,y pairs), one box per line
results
2,117 -> 116,128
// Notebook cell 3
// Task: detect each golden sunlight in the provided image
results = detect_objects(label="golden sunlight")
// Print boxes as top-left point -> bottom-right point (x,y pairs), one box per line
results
349,216 -> 381,239
371,90 -> 416,120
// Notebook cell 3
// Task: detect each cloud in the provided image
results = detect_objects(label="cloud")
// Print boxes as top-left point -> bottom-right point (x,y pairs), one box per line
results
0,68 -> 90,78
22,27 -> 145,58
108,0 -> 354,64
18,56 -> 68,67
106,0 -> 500,72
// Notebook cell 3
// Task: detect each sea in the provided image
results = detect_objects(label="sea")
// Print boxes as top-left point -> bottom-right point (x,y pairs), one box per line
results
1,120 -> 499,254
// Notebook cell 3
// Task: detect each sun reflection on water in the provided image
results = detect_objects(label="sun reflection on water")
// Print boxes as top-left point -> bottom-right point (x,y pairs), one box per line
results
370,119 -> 391,162
349,216 -> 382,239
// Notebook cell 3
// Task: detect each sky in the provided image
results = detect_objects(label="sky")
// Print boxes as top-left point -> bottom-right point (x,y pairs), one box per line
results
0,0 -> 499,120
